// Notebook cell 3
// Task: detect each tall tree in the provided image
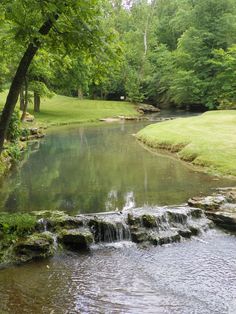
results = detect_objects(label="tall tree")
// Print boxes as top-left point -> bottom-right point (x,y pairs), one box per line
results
0,0 -> 108,151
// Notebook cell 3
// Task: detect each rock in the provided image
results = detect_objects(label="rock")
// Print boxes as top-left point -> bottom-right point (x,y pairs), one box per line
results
100,118 -> 121,123
138,104 -> 160,113
58,229 -> 94,250
13,233 -> 54,263
178,229 -> 192,238
188,188 -> 236,232
188,195 -> 227,211
130,229 -> 149,243
118,116 -> 138,120
142,214 -> 157,228
88,218 -> 129,243
20,112 -> 35,122
217,187 -> 236,203
127,213 -> 140,226
205,211 -> 236,232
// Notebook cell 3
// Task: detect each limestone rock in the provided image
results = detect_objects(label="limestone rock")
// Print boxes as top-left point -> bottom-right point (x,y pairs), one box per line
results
188,195 -> 227,211
13,233 -> 54,263
138,104 -> 160,113
58,229 -> 94,250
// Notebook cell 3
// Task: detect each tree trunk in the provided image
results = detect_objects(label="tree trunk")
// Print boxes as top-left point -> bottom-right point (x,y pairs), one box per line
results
0,15 -> 59,152
20,87 -> 25,111
34,92 -> 41,112
21,78 -> 28,121
78,88 -> 83,99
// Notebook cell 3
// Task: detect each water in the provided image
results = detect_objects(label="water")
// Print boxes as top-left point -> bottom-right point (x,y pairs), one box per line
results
0,115 -> 233,214
0,112 -> 236,313
1,230 -> 236,313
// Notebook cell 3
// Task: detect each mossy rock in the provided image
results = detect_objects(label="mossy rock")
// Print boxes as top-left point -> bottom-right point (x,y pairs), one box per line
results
13,232 -> 55,263
34,211 -> 83,231
127,213 -> 141,226
178,229 -> 192,238
142,214 -> 157,228
188,195 -> 226,211
190,208 -> 203,218
130,230 -> 149,243
58,229 -> 94,250
167,211 -> 188,224
88,219 -> 119,242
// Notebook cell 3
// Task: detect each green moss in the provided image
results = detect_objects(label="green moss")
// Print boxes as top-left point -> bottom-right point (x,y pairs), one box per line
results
142,215 -> 157,228
137,111 -> 236,177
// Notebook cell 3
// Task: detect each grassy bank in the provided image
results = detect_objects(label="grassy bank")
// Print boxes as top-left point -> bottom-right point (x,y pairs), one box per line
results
0,92 -> 139,127
136,111 -> 236,177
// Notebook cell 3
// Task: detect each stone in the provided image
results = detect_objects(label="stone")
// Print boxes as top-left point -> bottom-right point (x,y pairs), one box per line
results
14,233 -> 54,263
188,195 -> 227,211
35,211 -> 83,231
138,104 -> 160,113
205,211 -> 236,232
58,229 -> 94,250
127,213 -> 141,226
142,214 -> 157,228
178,229 -> 192,238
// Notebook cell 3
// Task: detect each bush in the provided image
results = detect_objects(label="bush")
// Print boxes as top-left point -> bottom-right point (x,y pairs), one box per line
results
0,110 -> 22,142
7,110 -> 21,142
0,213 -> 37,239
7,143 -> 22,161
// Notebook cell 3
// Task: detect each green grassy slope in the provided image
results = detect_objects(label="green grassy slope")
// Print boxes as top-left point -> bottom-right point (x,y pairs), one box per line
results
0,92 -> 139,126
136,111 -> 236,177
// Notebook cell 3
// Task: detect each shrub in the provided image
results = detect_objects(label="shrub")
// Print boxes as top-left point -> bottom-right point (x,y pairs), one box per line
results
0,213 -> 37,239
7,110 -> 21,142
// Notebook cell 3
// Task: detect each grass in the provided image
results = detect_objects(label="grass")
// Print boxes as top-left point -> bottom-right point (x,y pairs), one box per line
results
0,92 -> 139,127
136,110 -> 236,177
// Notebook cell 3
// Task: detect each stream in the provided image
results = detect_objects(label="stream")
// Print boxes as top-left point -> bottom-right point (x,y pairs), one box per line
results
0,111 -> 233,214
0,111 -> 236,313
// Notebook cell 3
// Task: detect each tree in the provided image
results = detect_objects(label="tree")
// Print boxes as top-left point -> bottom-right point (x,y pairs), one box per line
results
0,0 -> 110,151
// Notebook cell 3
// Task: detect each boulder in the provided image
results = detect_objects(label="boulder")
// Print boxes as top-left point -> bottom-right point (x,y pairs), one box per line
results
138,104 -> 160,113
205,211 -> 236,232
142,214 -> 157,228
13,233 -> 55,263
188,195 -> 227,211
58,229 -> 94,250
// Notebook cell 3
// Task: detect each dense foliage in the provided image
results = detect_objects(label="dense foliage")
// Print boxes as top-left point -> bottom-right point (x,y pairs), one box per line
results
1,0 -> 236,111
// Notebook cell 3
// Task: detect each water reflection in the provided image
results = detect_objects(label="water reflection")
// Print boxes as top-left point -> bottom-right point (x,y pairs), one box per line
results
0,120 -> 234,214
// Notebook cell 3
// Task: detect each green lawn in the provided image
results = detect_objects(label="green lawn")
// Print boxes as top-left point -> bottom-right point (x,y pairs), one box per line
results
136,111 -> 236,177
0,92 -> 139,126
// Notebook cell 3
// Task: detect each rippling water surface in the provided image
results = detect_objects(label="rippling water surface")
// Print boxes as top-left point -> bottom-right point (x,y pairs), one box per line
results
1,231 -> 236,313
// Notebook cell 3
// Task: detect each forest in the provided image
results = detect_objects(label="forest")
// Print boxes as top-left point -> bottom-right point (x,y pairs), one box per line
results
1,0 -> 236,112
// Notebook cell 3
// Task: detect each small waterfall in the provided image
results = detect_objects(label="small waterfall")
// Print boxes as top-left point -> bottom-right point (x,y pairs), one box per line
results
38,218 -> 48,232
127,206 -> 211,245
88,214 -> 131,243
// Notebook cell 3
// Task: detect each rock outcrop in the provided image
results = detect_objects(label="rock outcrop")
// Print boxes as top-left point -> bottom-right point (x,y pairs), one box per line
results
138,104 -> 160,114
188,187 -> 236,232
3,189 -> 235,268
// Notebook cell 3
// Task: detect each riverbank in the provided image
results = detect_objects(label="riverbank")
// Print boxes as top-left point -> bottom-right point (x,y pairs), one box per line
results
0,92 -> 140,127
136,111 -> 236,177
0,93 -> 140,179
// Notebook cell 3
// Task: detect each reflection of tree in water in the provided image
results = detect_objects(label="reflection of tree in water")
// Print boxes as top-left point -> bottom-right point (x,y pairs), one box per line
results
0,123 -> 233,214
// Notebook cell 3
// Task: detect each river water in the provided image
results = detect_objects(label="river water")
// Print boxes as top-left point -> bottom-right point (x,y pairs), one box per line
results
0,112 -> 233,214
1,231 -> 236,313
0,112 -> 236,313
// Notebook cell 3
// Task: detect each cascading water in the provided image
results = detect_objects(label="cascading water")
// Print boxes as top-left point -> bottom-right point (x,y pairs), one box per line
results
85,205 -> 211,247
